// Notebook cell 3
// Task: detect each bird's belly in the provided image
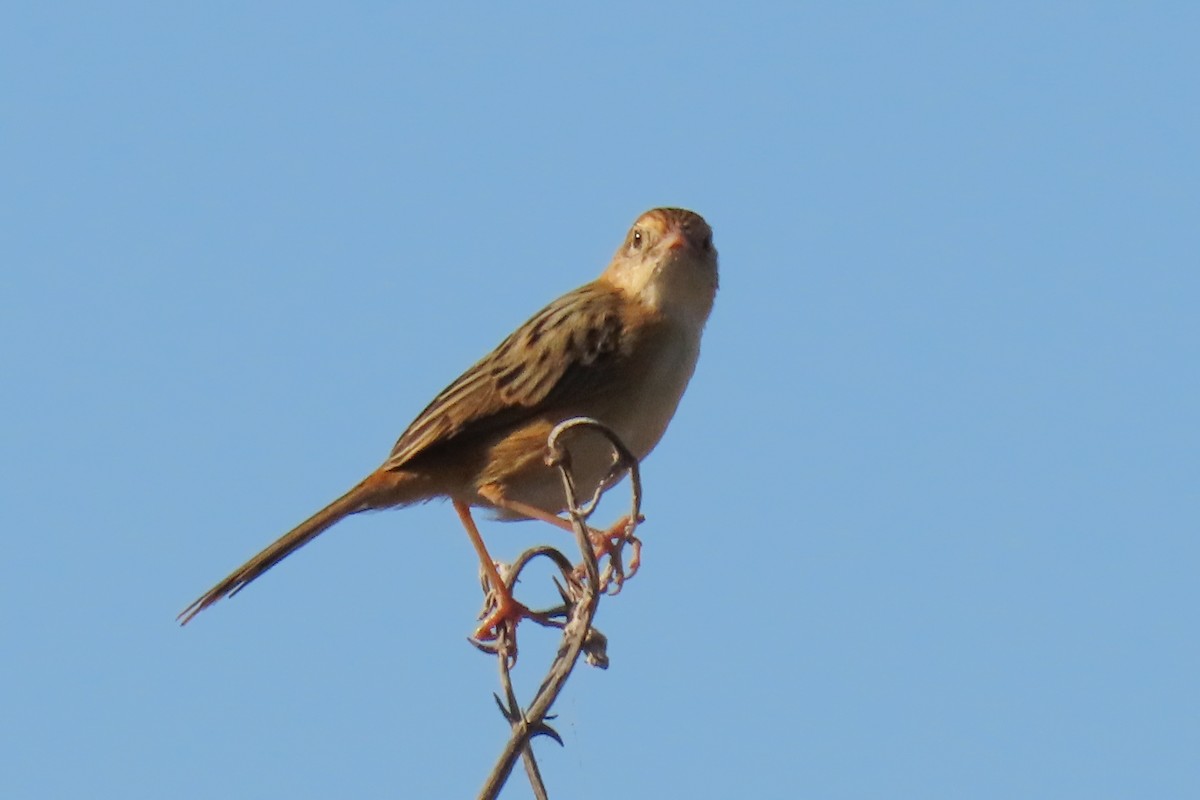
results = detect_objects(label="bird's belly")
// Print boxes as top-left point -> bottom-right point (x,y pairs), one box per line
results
489,324 -> 700,518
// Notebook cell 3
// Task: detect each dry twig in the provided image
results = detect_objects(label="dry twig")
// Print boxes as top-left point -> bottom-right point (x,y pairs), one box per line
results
475,417 -> 643,800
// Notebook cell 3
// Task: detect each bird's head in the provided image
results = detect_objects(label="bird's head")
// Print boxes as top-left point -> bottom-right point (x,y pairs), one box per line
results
602,207 -> 718,327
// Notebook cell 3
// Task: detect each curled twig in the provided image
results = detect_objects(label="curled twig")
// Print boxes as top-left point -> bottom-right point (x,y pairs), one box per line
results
476,417 -> 641,800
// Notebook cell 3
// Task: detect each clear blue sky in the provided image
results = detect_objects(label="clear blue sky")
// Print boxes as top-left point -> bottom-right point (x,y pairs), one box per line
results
3,4 -> 1196,798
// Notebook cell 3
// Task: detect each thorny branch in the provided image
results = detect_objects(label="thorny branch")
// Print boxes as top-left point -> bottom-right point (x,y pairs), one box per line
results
475,417 -> 643,800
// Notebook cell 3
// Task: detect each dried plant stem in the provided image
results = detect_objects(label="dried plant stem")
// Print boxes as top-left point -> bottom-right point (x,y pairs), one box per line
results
476,418 -> 642,800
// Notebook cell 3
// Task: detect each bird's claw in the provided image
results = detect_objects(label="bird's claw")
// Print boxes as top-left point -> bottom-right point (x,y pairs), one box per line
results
574,514 -> 644,594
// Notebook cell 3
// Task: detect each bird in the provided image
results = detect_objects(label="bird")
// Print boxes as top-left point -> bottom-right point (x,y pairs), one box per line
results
179,207 -> 718,639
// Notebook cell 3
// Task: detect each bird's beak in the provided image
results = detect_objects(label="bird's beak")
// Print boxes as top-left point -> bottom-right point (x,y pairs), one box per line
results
662,228 -> 689,252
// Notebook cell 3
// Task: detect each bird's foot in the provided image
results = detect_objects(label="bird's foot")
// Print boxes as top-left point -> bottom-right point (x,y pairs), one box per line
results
471,576 -> 534,665
576,514 -> 644,594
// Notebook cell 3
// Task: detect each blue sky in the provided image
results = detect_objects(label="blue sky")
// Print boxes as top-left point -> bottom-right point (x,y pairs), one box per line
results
3,3 -> 1197,798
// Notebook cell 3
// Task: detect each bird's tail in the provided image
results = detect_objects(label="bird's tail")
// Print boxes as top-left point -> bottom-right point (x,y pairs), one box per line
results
178,475 -> 384,625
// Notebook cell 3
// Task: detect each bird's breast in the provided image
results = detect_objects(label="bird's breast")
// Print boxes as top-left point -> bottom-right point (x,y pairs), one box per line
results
483,317 -> 703,519
605,320 -> 701,461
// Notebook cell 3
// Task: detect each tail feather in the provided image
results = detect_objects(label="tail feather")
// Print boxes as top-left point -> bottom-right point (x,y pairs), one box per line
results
178,478 -> 378,625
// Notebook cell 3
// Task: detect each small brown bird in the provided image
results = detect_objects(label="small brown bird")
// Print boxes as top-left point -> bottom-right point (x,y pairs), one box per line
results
179,207 -> 718,637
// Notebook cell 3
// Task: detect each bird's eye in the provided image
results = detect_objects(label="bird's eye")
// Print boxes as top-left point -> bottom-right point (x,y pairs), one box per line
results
630,229 -> 644,250
701,232 -> 713,251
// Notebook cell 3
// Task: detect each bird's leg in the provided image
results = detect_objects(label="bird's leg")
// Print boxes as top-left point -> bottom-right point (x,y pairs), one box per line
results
453,500 -> 530,643
477,487 -> 643,593
478,490 -> 581,535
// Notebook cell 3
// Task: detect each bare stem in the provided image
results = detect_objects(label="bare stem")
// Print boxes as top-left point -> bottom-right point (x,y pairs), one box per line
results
476,418 -> 641,800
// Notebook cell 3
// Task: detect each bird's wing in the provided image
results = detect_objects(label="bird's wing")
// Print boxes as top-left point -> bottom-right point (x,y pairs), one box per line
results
382,282 -> 631,470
